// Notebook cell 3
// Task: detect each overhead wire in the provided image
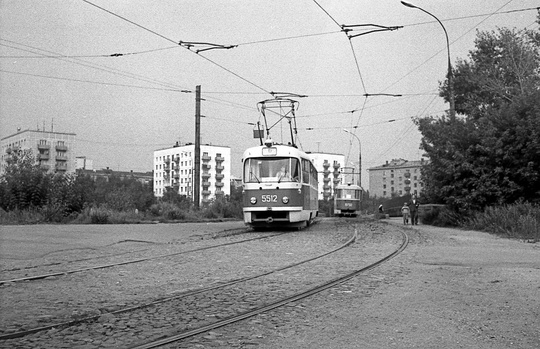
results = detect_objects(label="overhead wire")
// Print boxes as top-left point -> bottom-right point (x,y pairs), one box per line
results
0,39 -> 192,92
81,0 -> 272,95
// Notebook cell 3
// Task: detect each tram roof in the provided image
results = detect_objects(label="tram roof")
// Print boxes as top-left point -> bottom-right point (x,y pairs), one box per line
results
242,143 -> 310,160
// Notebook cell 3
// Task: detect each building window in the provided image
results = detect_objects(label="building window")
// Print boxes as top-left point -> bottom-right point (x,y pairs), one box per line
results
383,184 -> 386,189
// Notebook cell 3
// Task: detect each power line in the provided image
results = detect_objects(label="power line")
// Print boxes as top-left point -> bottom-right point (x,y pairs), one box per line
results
0,39 -> 192,92
0,69 -> 190,92
0,45 -> 180,59
81,0 -> 272,95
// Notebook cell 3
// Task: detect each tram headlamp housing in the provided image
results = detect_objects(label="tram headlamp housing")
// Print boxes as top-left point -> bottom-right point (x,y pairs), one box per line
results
250,197 -> 257,204
282,196 -> 289,204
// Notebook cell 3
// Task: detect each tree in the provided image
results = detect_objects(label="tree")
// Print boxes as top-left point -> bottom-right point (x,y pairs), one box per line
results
0,148 -> 51,210
418,19 -> 540,212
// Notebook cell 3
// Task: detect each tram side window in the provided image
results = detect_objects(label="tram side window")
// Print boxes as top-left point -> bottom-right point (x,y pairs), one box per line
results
301,159 -> 310,184
310,163 -> 318,185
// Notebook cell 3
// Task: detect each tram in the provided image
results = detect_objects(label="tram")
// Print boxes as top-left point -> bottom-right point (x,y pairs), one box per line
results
333,183 -> 363,217
242,96 -> 318,229
242,141 -> 318,228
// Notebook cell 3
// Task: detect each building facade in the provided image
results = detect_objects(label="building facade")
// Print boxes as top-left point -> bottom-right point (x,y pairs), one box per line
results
1,129 -> 76,175
153,143 -> 231,203
308,152 -> 345,200
367,158 -> 425,198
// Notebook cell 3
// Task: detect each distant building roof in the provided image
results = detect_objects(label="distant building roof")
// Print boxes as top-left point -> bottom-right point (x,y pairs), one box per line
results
368,158 -> 426,171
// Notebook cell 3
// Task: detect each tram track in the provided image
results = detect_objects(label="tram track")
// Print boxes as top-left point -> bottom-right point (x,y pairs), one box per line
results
0,228 -> 273,285
130,229 -> 409,349
0,220 -> 405,349
0,224 -> 355,341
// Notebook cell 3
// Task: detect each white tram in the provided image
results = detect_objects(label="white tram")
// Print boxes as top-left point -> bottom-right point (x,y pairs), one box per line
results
242,141 -> 319,229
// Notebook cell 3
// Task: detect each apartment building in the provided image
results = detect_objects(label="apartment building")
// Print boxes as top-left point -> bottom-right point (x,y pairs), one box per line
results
153,143 -> 231,203
367,158 -> 425,198
1,129 -> 76,174
308,152 -> 345,200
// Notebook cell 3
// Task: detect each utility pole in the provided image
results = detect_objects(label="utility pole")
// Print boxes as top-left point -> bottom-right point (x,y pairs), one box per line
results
194,85 -> 201,208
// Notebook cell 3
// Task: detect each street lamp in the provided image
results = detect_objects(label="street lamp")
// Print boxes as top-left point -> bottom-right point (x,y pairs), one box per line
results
342,129 -> 362,187
401,1 -> 456,120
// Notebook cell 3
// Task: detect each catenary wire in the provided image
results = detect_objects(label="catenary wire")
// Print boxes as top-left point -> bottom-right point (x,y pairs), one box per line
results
81,0 -> 272,95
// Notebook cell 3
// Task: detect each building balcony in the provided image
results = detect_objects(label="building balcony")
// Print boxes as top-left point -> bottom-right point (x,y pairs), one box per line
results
323,169 -> 330,176
55,145 -> 68,152
202,154 -> 211,161
323,185 -> 331,191
215,190 -> 224,196
38,153 -> 49,160
173,174 -> 179,179
164,158 -> 170,164
333,162 -> 340,169
323,161 -> 330,168
323,177 -> 331,183
333,179 -> 340,185
202,198 -> 211,204
215,173 -> 224,180
56,156 -> 68,161
40,164 -> 50,171
202,181 -> 210,187
37,143 -> 50,150
55,163 -> 67,171
202,190 -> 211,196
215,181 -> 224,188
202,164 -> 211,170
215,165 -> 224,171
202,172 -> 211,179
215,156 -> 224,162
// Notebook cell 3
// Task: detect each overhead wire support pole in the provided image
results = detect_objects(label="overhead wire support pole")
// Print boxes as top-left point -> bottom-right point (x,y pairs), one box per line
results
194,85 -> 201,209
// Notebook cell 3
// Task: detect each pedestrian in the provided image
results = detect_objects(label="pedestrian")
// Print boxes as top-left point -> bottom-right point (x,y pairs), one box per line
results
401,202 -> 410,225
378,204 -> 384,213
410,196 -> 420,225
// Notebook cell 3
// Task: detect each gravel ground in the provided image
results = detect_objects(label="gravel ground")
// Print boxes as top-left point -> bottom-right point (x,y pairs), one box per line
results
248,218 -> 540,349
1,218 -> 539,348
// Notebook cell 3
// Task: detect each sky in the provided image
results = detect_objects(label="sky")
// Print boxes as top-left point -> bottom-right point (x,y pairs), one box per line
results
1,0 -> 539,187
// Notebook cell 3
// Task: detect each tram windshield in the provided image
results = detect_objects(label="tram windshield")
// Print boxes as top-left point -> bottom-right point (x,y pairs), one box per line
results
244,157 -> 300,183
336,188 -> 360,199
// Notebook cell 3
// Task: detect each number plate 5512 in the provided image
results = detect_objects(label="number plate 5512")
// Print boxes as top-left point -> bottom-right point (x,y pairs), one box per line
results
261,194 -> 278,202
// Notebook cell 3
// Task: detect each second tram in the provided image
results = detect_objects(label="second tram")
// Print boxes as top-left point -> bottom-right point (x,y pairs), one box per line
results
242,141 -> 319,229
334,183 -> 362,217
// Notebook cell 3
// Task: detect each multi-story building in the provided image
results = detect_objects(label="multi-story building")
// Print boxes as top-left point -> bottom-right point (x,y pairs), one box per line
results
75,156 -> 93,170
308,152 -> 345,200
367,158 -> 425,198
153,143 -> 231,203
0,129 -> 76,174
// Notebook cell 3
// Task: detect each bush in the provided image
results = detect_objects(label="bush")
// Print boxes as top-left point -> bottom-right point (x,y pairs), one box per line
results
466,203 -> 540,241
90,207 -> 111,224
420,206 -> 465,227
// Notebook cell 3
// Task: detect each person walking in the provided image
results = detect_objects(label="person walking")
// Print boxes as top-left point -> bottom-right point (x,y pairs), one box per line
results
410,196 -> 420,225
401,202 -> 410,225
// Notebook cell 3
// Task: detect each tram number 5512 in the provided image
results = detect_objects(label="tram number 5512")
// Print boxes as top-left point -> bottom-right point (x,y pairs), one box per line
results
261,194 -> 278,203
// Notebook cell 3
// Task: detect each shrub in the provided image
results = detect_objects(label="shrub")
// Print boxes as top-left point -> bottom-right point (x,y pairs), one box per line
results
420,206 -> 464,227
90,207 -> 111,224
466,203 -> 540,241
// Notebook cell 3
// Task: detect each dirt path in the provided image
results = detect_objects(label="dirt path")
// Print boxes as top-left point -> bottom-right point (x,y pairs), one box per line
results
257,219 -> 540,349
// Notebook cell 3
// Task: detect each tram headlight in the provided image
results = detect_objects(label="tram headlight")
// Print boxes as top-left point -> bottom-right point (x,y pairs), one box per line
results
250,197 -> 257,204
282,196 -> 289,204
